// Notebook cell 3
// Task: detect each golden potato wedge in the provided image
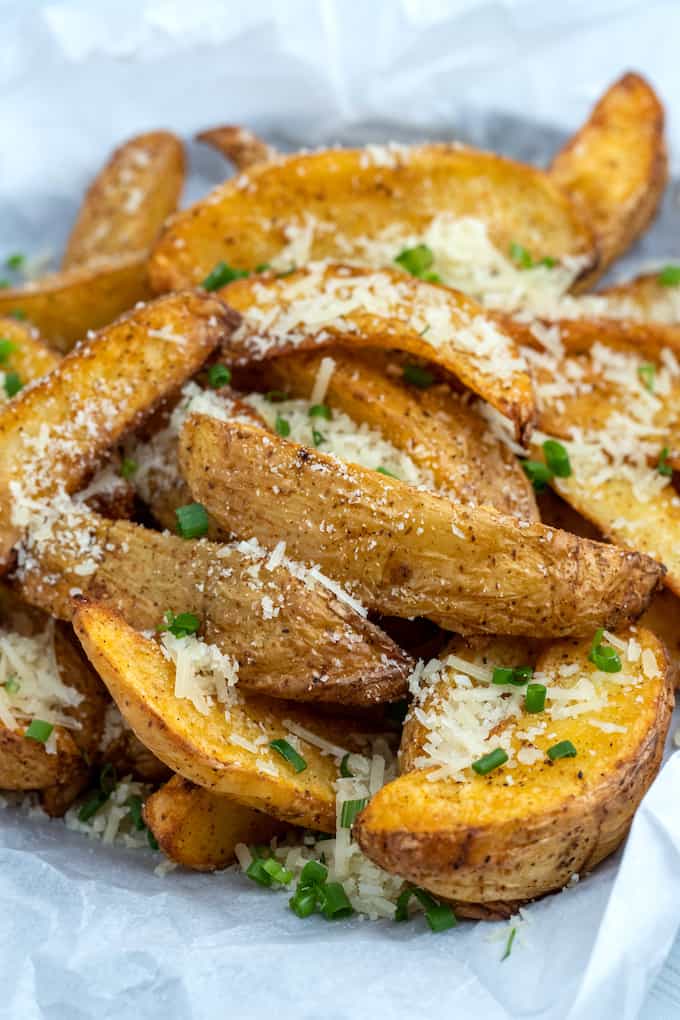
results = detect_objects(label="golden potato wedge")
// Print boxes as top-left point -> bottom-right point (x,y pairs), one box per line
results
0,290 -> 231,571
222,265 -> 536,441
14,513 -> 411,707
599,270 -> 680,323
144,775 -> 286,870
355,628 -> 673,915
73,602 -> 379,831
63,132 -> 185,269
550,73 -> 667,282
179,414 -> 663,636
149,143 -> 595,292
195,126 -> 275,171
0,318 -> 59,398
254,349 -> 539,521
0,253 -> 153,354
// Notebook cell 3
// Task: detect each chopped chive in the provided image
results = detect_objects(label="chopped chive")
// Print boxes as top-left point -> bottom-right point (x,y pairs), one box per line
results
299,859 -> 328,888
542,439 -> 571,478
265,390 -> 288,403
521,459 -> 553,492
395,886 -> 457,930
317,881 -> 353,920
548,740 -> 577,761
78,790 -> 108,822
208,363 -> 231,389
308,403 -> 332,420
261,858 -> 294,885
201,261 -> 249,291
502,926 -> 517,960
0,338 -> 16,363
3,372 -> 22,398
312,429 -> 325,447
658,265 -> 680,286
289,889 -> 318,917
538,256 -> 556,269
658,446 -> 673,477
340,798 -> 368,828
340,753 -> 353,778
175,502 -> 209,539
471,748 -> 508,776
525,683 -> 547,713
147,829 -> 159,851
588,628 -> 622,673
492,665 -> 533,686
425,904 -> 457,932
270,738 -> 307,773
376,466 -> 398,478
638,362 -> 656,392
9,309 -> 26,320
119,457 -> 137,480
126,794 -> 146,831
402,363 -> 434,388
3,676 -> 20,694
275,414 -> 290,437
25,719 -> 53,744
160,610 -> 200,638
394,244 -> 435,279
255,263 -> 271,273
422,272 -> 441,284
509,241 -> 533,269
6,253 -> 25,271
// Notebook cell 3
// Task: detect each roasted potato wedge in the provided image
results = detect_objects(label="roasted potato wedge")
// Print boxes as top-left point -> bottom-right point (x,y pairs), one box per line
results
0,318 -> 59,394
550,72 -> 667,282
598,271 -> 680,323
98,703 -> 171,784
0,290 -> 231,570
355,628 -> 673,916
14,513 -> 411,707
195,126 -> 275,171
222,265 -> 536,440
144,775 -> 286,870
149,143 -> 595,292
0,253 -> 153,354
73,602 -> 381,831
179,414 -> 662,636
64,131 -> 185,269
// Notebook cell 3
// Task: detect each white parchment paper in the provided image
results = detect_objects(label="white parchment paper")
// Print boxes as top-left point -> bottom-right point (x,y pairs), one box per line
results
1,3 -> 679,1017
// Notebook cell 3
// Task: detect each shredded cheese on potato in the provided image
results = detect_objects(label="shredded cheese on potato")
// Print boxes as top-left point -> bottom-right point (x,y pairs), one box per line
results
0,621 -> 82,734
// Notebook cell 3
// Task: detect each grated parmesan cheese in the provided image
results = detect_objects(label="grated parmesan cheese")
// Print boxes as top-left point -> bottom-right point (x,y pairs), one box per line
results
159,632 -> 239,716
0,621 -> 82,734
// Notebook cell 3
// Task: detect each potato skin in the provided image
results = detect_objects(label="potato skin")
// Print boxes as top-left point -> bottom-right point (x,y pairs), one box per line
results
195,126 -> 274,171
355,629 -> 673,916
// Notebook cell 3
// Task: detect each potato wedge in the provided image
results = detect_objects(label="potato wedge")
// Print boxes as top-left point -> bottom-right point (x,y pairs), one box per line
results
550,72 -> 667,281
63,132 -> 185,269
222,265 -> 536,440
149,143 -> 595,292
98,703 -> 171,784
0,253 -> 153,354
179,414 -> 662,636
195,126 -> 275,171
253,349 -> 539,521
0,290 -> 231,570
0,318 -> 59,397
14,514 -> 411,706
640,588 -> 680,687
355,628 -> 673,915
73,602 -> 378,831
144,775 -> 286,870
599,271 -> 680,323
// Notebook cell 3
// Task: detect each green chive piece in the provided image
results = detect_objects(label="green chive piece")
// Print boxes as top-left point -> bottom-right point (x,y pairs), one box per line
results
376,466 -> 398,478
299,859 -> 328,888
309,403 -> 332,420
538,256 -> 556,269
261,858 -> 294,884
471,748 -> 508,776
425,903 -> 457,932
208,363 -> 231,389
588,628 -> 622,673
126,794 -> 146,831
340,753 -> 353,778
119,457 -> 137,480
201,261 -> 249,291
521,459 -> 553,492
78,790 -> 108,822
160,611 -> 200,639
9,309 -> 26,320
548,740 -> 577,761
395,887 -> 415,922
147,828 -> 159,851
255,263 -> 271,273
25,719 -> 53,744
492,665 -> 533,686
340,798 -> 368,828
270,738 -> 307,773
175,502 -> 209,539
317,881 -> 353,920
638,362 -> 656,392
658,265 -> 680,286
0,338 -> 16,363
275,414 -> 290,437
509,241 -> 534,269
402,363 -> 434,388
3,676 -> 20,695
289,889 -> 318,917
395,886 -> 457,930
265,390 -> 288,403
394,244 -> 435,279
525,683 -> 547,714
542,439 -> 572,478
423,272 -> 441,284
502,926 -> 517,960
658,447 -> 673,477
6,253 -> 25,271
99,762 -> 117,795
3,372 -> 22,398
312,429 -> 325,447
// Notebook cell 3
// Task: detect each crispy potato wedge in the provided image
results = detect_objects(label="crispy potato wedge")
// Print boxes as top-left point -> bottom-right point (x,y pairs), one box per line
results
222,265 -> 536,440
0,290 -> 231,570
63,132 -> 185,269
144,775 -> 286,870
355,628 -> 673,915
179,414 -> 662,636
0,318 -> 59,393
14,514 -> 411,706
73,602 -> 381,831
195,126 -> 275,171
149,143 -> 595,292
254,349 -> 539,521
599,271 -> 680,323
0,253 -> 153,354
550,72 -> 667,282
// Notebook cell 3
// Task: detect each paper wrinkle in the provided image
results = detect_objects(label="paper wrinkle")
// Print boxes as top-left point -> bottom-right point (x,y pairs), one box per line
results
3,2 -> 680,1017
